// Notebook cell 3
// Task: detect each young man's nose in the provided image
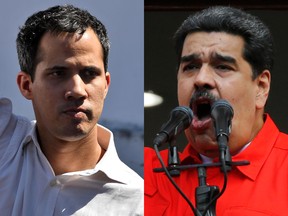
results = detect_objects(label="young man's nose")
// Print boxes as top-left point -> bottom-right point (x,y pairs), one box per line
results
64,74 -> 88,100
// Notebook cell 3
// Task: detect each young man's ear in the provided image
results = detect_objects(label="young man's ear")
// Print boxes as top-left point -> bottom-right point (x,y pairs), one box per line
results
17,71 -> 33,100
104,72 -> 111,99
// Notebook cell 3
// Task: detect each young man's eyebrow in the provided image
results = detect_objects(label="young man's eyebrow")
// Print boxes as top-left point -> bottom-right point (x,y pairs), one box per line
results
79,66 -> 102,74
45,66 -> 68,72
45,65 -> 103,73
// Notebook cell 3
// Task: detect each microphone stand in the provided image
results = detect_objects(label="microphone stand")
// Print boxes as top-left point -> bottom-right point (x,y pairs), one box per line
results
195,166 -> 219,216
153,138 -> 249,216
167,140 -> 219,215
167,140 -> 181,176
217,134 -> 232,172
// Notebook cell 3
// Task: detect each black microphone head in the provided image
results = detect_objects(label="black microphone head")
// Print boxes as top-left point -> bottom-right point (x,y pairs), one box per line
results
211,99 -> 234,117
153,106 -> 193,146
211,99 -> 234,137
168,106 -> 193,130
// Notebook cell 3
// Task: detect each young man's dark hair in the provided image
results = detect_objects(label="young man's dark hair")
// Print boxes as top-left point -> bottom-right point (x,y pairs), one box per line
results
16,4 -> 110,80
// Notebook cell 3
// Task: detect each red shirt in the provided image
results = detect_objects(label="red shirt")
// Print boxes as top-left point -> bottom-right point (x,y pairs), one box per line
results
145,115 -> 288,215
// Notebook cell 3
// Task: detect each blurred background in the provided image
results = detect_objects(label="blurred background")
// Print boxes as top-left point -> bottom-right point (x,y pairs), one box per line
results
0,0 -> 144,176
144,1 -> 288,152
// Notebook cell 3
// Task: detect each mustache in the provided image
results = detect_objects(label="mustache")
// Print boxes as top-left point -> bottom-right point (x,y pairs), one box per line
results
189,89 -> 217,108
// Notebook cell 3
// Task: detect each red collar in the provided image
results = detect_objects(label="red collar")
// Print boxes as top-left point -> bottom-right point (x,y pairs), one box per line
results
233,114 -> 279,180
179,114 -> 279,181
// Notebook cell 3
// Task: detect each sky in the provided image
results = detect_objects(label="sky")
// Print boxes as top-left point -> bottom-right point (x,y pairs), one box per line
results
0,0 -> 144,126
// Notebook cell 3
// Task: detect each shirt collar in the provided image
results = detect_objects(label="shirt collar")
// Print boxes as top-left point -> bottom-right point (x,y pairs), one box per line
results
179,114 -> 279,181
22,120 -> 37,149
180,144 -> 202,164
95,124 -> 129,183
233,114 -> 279,180
23,123 -> 130,184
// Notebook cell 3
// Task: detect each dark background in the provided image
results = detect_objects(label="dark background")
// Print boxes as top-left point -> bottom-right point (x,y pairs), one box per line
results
144,1 -> 288,151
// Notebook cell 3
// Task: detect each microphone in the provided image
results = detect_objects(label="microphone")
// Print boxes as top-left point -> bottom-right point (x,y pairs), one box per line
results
211,99 -> 234,172
153,106 -> 193,146
211,99 -> 234,139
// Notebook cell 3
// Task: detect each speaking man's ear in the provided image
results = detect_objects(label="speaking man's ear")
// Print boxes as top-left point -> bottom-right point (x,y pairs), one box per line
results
255,70 -> 270,109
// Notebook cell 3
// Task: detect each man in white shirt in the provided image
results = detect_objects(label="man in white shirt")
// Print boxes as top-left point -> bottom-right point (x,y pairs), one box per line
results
0,4 -> 143,216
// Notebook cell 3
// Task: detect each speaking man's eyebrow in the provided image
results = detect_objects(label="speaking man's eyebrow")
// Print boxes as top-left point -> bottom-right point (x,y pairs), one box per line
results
212,52 -> 236,64
180,52 -> 237,66
180,53 -> 200,63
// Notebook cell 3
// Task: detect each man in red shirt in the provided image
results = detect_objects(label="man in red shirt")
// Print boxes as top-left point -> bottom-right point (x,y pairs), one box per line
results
145,6 -> 288,215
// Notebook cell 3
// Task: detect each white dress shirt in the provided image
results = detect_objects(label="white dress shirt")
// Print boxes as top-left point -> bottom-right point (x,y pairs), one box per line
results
0,97 -> 143,216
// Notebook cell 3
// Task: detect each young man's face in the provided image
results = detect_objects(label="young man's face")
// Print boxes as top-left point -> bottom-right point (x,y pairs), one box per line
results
23,28 -> 110,142
177,32 -> 270,158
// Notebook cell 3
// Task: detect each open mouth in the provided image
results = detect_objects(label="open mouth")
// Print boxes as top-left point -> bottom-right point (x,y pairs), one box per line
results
192,99 -> 213,120
190,89 -> 216,121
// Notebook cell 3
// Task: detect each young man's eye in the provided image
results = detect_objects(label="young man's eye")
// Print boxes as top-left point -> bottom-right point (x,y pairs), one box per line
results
49,70 -> 66,77
79,68 -> 102,82
80,67 -> 102,79
83,70 -> 98,77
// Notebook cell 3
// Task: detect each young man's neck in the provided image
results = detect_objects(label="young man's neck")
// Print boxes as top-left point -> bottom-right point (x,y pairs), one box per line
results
37,128 -> 106,175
